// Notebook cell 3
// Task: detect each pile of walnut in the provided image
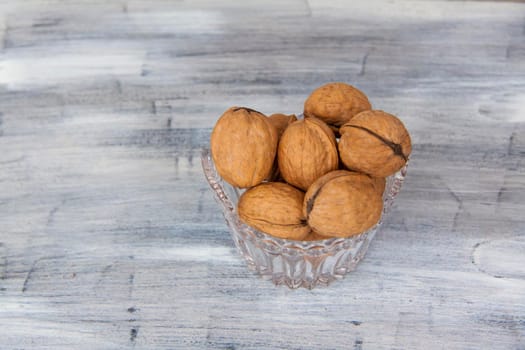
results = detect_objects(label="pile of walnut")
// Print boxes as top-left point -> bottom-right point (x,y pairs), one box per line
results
210,82 -> 411,241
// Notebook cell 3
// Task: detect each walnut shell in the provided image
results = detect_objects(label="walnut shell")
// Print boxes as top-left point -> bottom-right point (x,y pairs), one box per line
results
302,231 -> 332,241
268,113 -> 298,137
266,113 -> 298,182
211,107 -> 278,188
338,168 -> 386,196
238,182 -> 310,240
304,82 -> 371,128
278,117 -> 339,191
339,110 -> 411,177
303,170 -> 383,238
372,176 -> 386,196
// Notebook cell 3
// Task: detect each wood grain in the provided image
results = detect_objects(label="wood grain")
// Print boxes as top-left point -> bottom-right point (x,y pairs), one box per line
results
1,0 -> 524,349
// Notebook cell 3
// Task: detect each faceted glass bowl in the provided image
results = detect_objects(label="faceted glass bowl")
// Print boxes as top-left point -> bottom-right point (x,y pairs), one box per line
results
201,148 -> 407,289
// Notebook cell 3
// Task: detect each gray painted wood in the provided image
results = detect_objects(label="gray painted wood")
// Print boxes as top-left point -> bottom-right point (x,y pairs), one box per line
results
1,0 -> 524,349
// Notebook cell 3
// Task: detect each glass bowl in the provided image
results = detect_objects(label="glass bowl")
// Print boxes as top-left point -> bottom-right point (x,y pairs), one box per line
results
201,148 -> 407,289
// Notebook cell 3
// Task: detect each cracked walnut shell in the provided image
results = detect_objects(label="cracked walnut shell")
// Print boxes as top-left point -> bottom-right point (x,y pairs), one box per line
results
304,82 -> 372,128
303,170 -> 383,238
278,117 -> 339,191
238,182 -> 310,240
339,110 -> 411,178
211,107 -> 278,188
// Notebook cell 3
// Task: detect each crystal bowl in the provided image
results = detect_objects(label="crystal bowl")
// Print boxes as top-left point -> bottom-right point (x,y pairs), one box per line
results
201,148 -> 407,289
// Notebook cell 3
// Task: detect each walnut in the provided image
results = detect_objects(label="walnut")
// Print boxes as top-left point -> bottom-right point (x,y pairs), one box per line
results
339,110 -> 411,177
338,168 -> 386,196
302,231 -> 332,241
303,170 -> 383,238
304,82 -> 371,129
278,117 -> 339,191
266,113 -> 298,182
238,182 -> 310,240
267,113 -> 297,137
210,107 -> 278,188
372,176 -> 386,196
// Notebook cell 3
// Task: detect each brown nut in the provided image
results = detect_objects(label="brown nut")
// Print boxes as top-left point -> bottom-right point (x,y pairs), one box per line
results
211,107 -> 278,188
303,170 -> 383,238
278,117 -> 339,191
268,113 -> 298,138
339,110 -> 411,177
338,168 -> 386,196
304,82 -> 371,128
266,113 -> 298,182
372,176 -> 386,196
302,231 -> 332,241
238,182 -> 310,240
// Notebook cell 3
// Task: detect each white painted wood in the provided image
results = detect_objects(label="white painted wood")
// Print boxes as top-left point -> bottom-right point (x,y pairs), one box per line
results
0,0 -> 524,349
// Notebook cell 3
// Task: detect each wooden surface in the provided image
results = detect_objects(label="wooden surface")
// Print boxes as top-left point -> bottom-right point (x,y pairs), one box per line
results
1,1 -> 525,349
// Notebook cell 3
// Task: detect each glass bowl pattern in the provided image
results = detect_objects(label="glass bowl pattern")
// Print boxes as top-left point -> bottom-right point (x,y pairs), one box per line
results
201,148 -> 407,289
